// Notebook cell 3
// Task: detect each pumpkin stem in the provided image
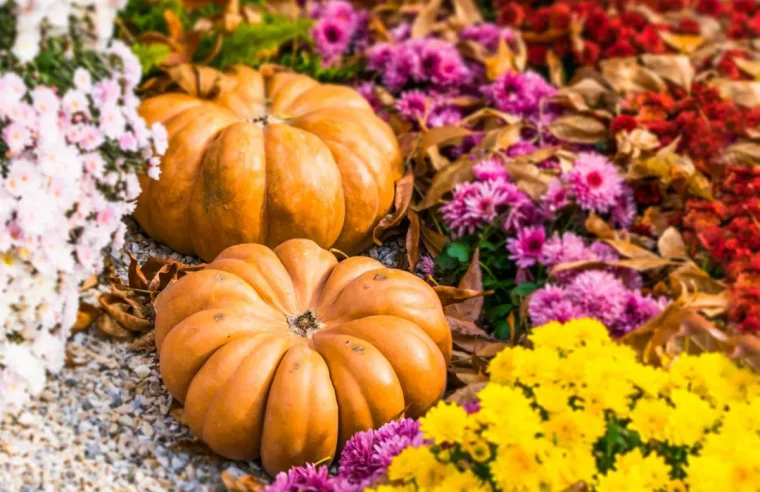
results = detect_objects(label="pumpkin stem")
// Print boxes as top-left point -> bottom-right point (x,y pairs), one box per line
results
287,310 -> 322,337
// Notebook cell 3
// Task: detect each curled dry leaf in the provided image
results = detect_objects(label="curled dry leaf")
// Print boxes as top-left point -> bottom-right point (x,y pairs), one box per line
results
604,239 -> 661,259
733,57 -> 760,79
95,314 -> 132,340
445,381 -> 487,405
451,0 -> 482,26
446,316 -> 489,336
600,58 -> 666,95
711,79 -> 760,108
658,31 -> 705,54
410,0 -> 442,38
128,330 -> 157,352
420,222 -> 448,257
640,54 -> 695,92
546,50 -> 565,87
98,294 -> 153,333
435,288 -> 492,308
584,212 -> 615,239
417,126 -> 474,162
547,114 -> 608,144
721,141 -> 760,166
657,227 -> 687,259
73,302 -> 101,333
484,38 -> 515,81
475,123 -> 523,153
406,210 -> 421,273
373,171 -> 415,245
221,470 -> 267,492
615,128 -> 660,160
444,248 -> 487,321
415,157 -> 477,211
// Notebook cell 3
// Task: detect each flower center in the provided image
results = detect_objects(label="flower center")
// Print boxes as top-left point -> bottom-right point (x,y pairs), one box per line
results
586,171 -> 604,188
325,25 -> 342,43
287,310 -> 322,337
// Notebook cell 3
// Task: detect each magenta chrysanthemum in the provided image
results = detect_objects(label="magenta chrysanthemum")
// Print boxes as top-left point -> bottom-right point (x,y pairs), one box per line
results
540,231 -> 590,269
473,157 -> 508,181
507,225 -> 546,268
311,17 -> 352,62
482,70 -> 557,119
528,285 -> 581,326
611,185 -> 637,229
506,141 -> 537,157
267,464 -> 348,492
395,90 -> 428,122
612,291 -> 666,337
566,270 -> 629,327
427,104 -> 463,128
418,255 -> 435,277
541,178 -> 571,213
441,179 -> 521,237
567,152 -> 623,213
460,23 -> 516,52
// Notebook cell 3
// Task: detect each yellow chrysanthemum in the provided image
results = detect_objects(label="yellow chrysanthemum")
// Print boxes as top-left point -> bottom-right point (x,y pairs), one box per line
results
596,449 -> 673,492
541,445 -> 598,490
478,385 -> 543,448
663,389 -> 718,446
419,401 -> 471,445
628,397 -> 672,443
510,346 -> 562,387
387,446 -> 448,487
687,429 -> 760,492
461,432 -> 493,463
560,318 -> 611,348
431,469 -> 490,492
532,384 -> 572,414
544,409 -> 606,449
367,485 -> 415,492
489,442 -> 547,491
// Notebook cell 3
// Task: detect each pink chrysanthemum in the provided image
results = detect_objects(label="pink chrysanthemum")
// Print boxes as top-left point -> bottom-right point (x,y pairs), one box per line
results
611,291 -> 666,338
567,152 -> 623,213
460,23 -> 516,52
482,70 -> 557,119
506,141 -> 537,157
311,17 -> 352,62
473,157 -> 508,181
507,225 -> 546,268
356,82 -> 381,112
540,231 -> 589,269
611,185 -> 637,229
528,285 -> 582,326
566,270 -> 629,327
395,90 -> 428,122
541,178 -> 571,213
417,255 -> 435,278
426,104 -> 463,128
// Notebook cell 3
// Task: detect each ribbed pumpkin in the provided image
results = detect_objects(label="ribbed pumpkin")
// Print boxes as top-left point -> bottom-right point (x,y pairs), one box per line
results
136,66 -> 403,261
154,239 -> 451,476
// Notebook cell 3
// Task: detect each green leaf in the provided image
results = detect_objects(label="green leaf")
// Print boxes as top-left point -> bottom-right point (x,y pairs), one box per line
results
486,303 -> 513,322
434,251 -> 459,271
512,282 -> 539,297
446,241 -> 471,263
131,43 -> 171,74
120,0 -> 189,34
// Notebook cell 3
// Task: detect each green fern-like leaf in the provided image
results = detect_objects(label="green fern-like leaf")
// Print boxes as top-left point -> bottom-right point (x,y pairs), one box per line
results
203,17 -> 313,69
120,0 -> 190,34
131,42 -> 171,74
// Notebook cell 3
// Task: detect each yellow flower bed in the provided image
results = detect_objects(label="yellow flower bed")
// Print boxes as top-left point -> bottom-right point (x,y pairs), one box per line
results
373,319 -> 760,491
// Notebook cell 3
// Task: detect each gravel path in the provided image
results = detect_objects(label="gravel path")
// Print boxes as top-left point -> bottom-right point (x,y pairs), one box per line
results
0,219 -> 407,492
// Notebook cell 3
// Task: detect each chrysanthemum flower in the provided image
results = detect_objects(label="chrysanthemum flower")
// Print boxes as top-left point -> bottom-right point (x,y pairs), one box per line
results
507,225 -> 546,268
567,152 -> 623,213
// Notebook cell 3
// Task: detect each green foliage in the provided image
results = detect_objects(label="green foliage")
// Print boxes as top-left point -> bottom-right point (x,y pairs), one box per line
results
131,42 -> 171,74
120,0 -> 190,34
275,50 -> 365,83
476,0 -> 497,22
203,17 -> 313,69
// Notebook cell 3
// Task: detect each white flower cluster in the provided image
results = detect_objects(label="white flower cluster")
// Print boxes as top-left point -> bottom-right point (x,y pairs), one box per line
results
0,37 -> 167,414
1,0 -> 128,62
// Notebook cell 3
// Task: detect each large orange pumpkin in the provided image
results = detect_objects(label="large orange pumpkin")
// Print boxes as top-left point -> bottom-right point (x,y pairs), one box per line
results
136,66 -> 403,261
154,239 -> 451,476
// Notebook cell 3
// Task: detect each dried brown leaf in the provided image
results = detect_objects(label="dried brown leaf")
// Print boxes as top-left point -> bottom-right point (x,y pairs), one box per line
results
445,381 -> 487,405
444,248 -> 487,321
548,114 -> 607,144
128,330 -> 157,352
80,274 -> 98,291
584,212 -> 615,239
406,210 -> 421,273
73,302 -> 101,333
446,316 -> 489,336
373,171 -> 414,245
451,0 -> 482,25
128,253 -> 149,290
410,0 -> 442,38
640,54 -> 695,91
711,79 -> 760,108
734,57 -> 760,78
420,223 -> 448,257
418,126 -> 474,162
95,314 -> 133,340
721,141 -> 760,166
98,294 -> 153,333
415,157 -> 477,211
485,38 -> 515,81
476,123 -> 523,153
604,239 -> 660,259
148,263 -> 180,293
657,227 -> 687,259
601,58 -> 666,94
221,470 -> 267,492
658,31 -> 705,54
546,50 -> 565,87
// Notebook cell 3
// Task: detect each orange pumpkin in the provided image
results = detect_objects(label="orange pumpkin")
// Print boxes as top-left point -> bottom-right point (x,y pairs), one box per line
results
136,66 -> 403,261
154,239 -> 451,476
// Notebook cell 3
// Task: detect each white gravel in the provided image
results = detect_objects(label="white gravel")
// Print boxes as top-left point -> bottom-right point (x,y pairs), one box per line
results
0,218 -> 407,491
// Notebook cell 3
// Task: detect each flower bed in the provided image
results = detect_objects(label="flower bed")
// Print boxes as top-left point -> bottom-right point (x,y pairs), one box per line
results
0,0 -> 164,414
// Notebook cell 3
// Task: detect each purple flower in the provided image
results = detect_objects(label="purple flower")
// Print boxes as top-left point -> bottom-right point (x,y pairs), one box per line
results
427,104 -> 463,127
396,90 -> 428,122
312,17 -> 352,62
541,178 -> 571,213
529,285 -> 582,325
566,270 -> 629,327
390,22 -> 412,42
611,185 -> 637,229
567,153 -> 623,214
417,39 -> 470,87
610,291 -> 666,337
338,419 -> 423,486
589,241 -> 619,262
418,255 -> 435,278
463,401 -> 481,414
357,82 -> 382,112
507,226 -> 546,268
267,464 -> 348,492
460,23 -> 516,52
506,141 -> 538,157
482,70 -> 557,119
442,180 -> 516,237
473,157 -> 508,181
366,43 -> 395,72
540,231 -> 590,270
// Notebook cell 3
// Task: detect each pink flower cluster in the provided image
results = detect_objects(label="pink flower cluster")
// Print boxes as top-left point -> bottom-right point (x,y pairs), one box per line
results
366,37 -> 472,92
0,40 -> 166,415
310,0 -> 368,65
440,156 -> 534,238
266,419 -> 424,492
527,232 -> 666,337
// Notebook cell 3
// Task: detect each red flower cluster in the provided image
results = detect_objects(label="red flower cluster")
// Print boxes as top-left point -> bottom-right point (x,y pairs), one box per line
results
616,83 -> 757,172
683,166 -> 760,333
495,0 -> 760,67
